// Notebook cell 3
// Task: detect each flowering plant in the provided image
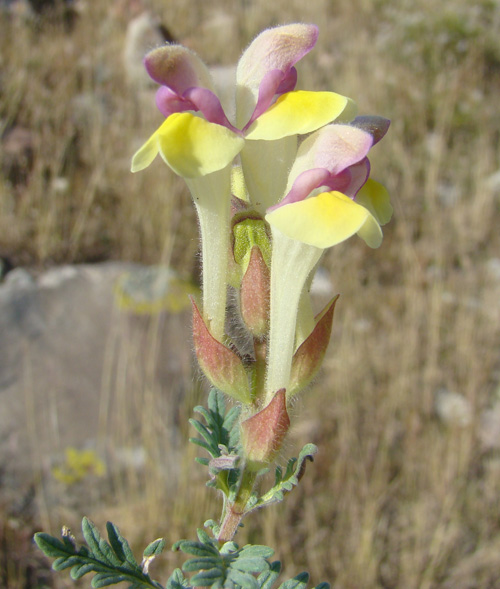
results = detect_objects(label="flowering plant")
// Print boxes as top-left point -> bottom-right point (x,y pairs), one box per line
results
35,23 -> 391,588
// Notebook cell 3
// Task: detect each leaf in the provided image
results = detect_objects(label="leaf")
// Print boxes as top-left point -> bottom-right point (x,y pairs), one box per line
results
143,538 -> 166,558
34,533 -> 67,558
207,388 -> 226,417
190,567 -> 224,587
278,572 -> 310,589
175,540 -> 219,558
238,545 -> 274,560
106,521 -> 139,569
257,561 -> 282,589
70,562 -> 98,580
226,568 -> 259,589
166,568 -> 189,589
254,444 -> 318,510
82,518 -> 118,566
182,557 -> 221,572
91,572 -> 130,587
34,519 -> 166,589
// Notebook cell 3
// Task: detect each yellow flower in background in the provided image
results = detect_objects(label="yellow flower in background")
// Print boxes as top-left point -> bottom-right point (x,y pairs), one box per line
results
52,447 -> 105,486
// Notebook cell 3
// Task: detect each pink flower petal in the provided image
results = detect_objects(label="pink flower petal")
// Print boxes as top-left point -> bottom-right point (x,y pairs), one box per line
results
268,168 -> 330,211
184,87 -> 240,132
350,116 -> 390,145
236,24 -> 318,125
144,45 -> 214,93
244,67 -> 298,129
155,86 -> 194,118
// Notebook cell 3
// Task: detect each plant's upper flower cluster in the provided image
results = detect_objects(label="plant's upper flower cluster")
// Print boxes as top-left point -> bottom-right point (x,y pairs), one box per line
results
131,24 -> 392,466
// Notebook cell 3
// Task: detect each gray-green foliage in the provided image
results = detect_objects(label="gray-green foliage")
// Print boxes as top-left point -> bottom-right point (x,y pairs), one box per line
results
34,518 -> 165,588
35,390 -> 327,588
36,520 -> 329,589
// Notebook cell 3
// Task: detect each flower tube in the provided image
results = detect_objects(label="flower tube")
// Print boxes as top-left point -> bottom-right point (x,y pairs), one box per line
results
264,120 -> 392,398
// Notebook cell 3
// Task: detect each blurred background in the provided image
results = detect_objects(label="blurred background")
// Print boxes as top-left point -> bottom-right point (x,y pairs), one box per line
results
1,0 -> 500,587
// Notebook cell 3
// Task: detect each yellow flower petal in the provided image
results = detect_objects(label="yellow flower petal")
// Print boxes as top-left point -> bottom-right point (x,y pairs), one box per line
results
355,179 -> 393,225
131,130 -> 161,172
132,113 -> 244,178
245,91 -> 356,140
266,191 -> 383,249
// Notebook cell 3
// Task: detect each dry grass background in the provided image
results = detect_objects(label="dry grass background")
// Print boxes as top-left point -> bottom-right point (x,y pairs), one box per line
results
1,0 -> 500,587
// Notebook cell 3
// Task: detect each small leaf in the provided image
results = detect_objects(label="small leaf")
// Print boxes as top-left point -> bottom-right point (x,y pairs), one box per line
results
106,521 -> 139,568
91,572 -> 129,588
196,528 -> 213,545
258,561 -> 282,589
231,557 -> 269,574
70,562 -> 96,580
53,555 -> 84,571
82,518 -> 117,566
182,557 -> 221,572
166,568 -> 189,589
238,545 -> 274,559
143,538 -> 166,558
313,583 -> 330,589
190,567 -> 224,587
279,572 -> 310,589
176,540 -> 219,558
226,568 -> 259,589
189,419 -> 217,447
208,389 -> 226,417
34,533 -> 67,558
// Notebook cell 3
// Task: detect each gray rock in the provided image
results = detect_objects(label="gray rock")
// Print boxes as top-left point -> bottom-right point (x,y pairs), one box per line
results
0,262 -> 194,511
434,388 -> 473,427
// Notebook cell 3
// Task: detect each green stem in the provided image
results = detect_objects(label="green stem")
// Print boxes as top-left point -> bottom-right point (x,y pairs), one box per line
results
217,468 -> 257,544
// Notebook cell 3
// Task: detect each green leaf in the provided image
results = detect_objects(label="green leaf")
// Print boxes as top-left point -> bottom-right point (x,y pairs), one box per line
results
175,540 -> 219,558
313,583 -> 330,589
34,519 -> 166,589
166,568 -> 189,589
34,532 -> 67,557
226,568 -> 259,589
238,545 -> 274,560
254,444 -> 318,510
231,557 -> 269,574
182,557 -> 221,572
257,561 -> 282,589
143,538 -> 166,558
70,562 -> 97,579
106,521 -> 139,569
82,518 -> 118,566
195,457 -> 210,466
196,528 -> 213,545
91,572 -> 129,587
207,388 -> 226,417
278,572 -> 310,589
190,567 -> 224,587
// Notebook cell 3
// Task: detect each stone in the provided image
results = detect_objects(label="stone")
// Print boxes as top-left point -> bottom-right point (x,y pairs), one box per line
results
434,388 -> 473,427
0,262 -> 194,512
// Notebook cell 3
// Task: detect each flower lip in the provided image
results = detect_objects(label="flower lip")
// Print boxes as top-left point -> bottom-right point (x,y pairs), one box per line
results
236,23 -> 319,126
144,45 -> 214,93
350,116 -> 391,145
243,67 -> 298,130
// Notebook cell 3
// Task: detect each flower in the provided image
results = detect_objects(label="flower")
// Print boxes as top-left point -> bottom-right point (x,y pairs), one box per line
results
263,118 -> 392,398
130,24 -> 353,339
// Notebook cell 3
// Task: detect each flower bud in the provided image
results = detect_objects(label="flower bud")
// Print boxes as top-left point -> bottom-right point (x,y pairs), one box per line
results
191,298 -> 252,405
240,389 -> 290,470
240,246 -> 270,338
